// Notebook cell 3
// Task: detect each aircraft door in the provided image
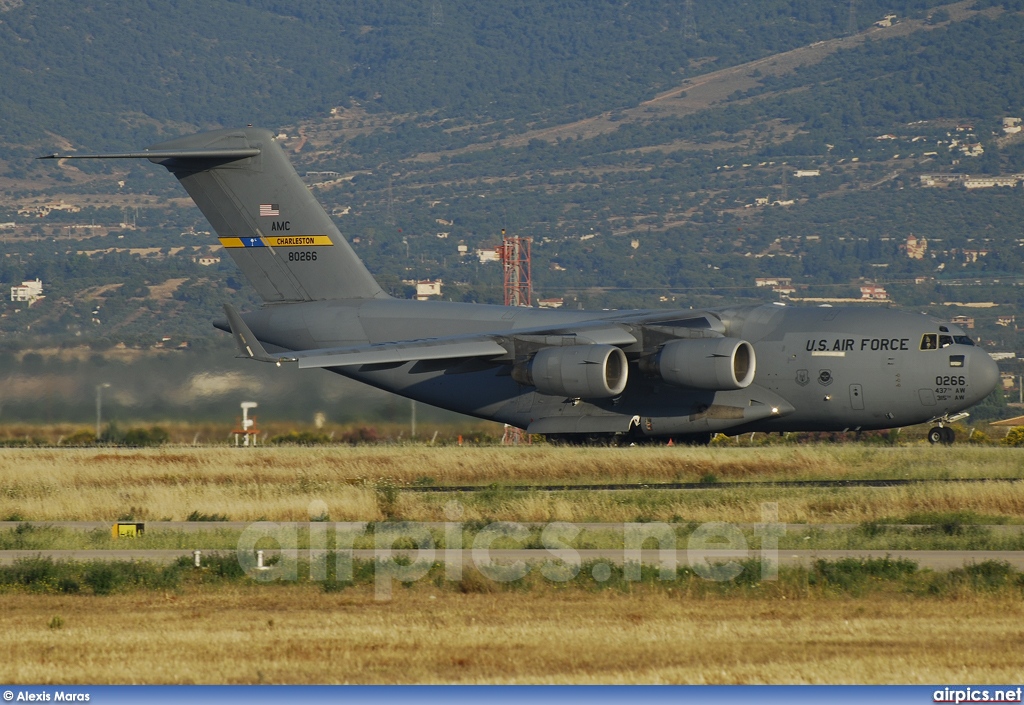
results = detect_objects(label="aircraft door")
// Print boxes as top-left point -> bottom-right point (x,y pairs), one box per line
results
849,384 -> 864,410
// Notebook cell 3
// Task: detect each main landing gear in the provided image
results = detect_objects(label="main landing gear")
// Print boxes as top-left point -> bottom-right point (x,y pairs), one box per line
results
927,426 -> 955,445
926,412 -> 969,445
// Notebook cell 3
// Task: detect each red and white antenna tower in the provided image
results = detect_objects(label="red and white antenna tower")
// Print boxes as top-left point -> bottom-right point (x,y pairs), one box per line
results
498,228 -> 533,445
498,228 -> 532,307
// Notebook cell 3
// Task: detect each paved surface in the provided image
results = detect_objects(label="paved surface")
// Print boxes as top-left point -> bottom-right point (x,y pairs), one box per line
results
4,521 -> 1023,532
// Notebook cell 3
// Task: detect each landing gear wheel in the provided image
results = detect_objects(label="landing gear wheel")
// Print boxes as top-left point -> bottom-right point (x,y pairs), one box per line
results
941,426 -> 955,445
927,427 -> 944,445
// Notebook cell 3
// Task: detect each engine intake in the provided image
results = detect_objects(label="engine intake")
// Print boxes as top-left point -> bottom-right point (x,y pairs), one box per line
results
641,337 -> 755,390
513,344 -> 628,399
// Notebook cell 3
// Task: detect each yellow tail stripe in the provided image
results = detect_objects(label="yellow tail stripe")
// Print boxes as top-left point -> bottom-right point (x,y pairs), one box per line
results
265,235 -> 334,247
218,235 -> 334,248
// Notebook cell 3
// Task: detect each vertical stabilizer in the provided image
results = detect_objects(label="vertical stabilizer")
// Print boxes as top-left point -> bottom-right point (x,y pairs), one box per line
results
150,128 -> 386,302
46,127 -> 387,302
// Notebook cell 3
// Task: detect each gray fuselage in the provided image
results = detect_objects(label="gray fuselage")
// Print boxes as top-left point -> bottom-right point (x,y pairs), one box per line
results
233,298 -> 998,438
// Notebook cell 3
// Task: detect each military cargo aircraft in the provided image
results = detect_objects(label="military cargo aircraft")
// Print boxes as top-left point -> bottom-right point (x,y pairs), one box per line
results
43,127 -> 999,444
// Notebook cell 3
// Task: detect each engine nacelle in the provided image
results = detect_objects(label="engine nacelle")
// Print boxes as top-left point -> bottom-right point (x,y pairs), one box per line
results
513,344 -> 628,399
641,337 -> 755,390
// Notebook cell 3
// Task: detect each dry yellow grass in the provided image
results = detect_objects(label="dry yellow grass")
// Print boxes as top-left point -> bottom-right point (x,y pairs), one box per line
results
0,446 -> 1023,523
3,445 -> 1023,685
1,586 -> 1022,684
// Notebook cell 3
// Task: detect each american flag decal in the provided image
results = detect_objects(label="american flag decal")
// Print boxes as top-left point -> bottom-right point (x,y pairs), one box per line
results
259,204 -> 280,217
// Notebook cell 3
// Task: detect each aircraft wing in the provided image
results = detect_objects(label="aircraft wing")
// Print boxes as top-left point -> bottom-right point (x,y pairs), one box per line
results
222,303 -> 652,369
224,304 -> 507,368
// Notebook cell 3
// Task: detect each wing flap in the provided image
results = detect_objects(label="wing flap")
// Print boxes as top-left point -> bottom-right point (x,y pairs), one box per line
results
294,338 -> 508,369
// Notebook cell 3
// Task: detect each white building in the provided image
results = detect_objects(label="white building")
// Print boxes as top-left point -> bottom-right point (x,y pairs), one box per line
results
415,279 -> 443,300
11,279 -> 43,305
860,285 -> 888,301
964,176 -> 1018,189
755,277 -> 792,288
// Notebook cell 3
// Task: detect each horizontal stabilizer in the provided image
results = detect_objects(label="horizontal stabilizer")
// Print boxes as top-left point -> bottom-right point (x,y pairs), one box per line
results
38,148 -> 261,161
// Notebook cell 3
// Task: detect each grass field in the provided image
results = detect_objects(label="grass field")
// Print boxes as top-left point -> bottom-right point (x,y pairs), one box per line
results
1,446 -> 1022,523
3,586 -> 1024,683
2,444 -> 1024,684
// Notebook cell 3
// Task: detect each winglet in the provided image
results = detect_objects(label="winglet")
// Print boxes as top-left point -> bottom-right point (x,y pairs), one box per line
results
223,304 -> 294,365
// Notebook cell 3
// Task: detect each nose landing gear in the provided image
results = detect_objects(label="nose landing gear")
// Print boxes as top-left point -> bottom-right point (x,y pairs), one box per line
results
926,412 -> 969,445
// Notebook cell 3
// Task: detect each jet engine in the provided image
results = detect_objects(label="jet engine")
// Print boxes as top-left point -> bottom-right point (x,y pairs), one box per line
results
640,337 -> 755,390
513,344 -> 628,398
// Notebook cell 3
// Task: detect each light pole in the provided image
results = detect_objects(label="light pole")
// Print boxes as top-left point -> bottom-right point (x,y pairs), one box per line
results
95,383 -> 111,440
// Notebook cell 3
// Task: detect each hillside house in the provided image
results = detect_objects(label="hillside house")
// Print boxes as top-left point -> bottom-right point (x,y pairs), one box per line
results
860,285 -> 888,301
415,279 -> 443,300
903,234 -> 928,259
755,277 -> 792,288
10,279 -> 43,305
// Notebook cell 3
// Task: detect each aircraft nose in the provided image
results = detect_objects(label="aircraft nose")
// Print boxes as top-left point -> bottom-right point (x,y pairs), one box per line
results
970,349 -> 999,401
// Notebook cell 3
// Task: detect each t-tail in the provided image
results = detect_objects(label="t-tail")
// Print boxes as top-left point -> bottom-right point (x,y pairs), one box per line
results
41,127 -> 387,302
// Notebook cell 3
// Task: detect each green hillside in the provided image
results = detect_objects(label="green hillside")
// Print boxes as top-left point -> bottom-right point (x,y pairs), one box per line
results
0,0 -> 948,153
1,0 -> 1023,357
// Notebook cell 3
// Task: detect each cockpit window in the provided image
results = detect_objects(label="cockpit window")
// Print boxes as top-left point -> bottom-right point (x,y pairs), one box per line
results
953,335 -> 974,346
939,326 -> 949,333
939,335 -> 953,348
920,334 -> 937,350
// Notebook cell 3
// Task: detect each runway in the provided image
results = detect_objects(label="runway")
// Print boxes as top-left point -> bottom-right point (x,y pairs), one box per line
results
5,520 -> 1024,532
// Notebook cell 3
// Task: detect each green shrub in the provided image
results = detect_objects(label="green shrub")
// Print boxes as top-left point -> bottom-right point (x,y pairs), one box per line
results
269,430 -> 332,445
121,426 -> 169,447
186,510 -> 229,522
63,429 -> 97,446
809,557 -> 917,593
1002,426 -> 1024,447
83,564 -> 121,595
